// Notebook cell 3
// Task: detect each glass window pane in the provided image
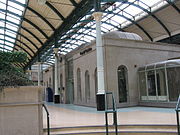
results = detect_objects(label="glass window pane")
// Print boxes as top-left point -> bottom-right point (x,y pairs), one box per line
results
139,72 -> 146,100
167,67 -> 180,101
147,70 -> 156,96
156,69 -> 167,96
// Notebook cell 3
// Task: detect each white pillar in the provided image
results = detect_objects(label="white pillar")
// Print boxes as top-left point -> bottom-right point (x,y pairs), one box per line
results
38,62 -> 41,86
27,70 -> 32,80
93,12 -> 105,94
54,48 -> 59,95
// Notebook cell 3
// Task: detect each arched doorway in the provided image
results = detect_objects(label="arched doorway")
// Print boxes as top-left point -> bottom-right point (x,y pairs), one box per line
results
117,65 -> 128,103
85,70 -> 90,103
77,68 -> 82,102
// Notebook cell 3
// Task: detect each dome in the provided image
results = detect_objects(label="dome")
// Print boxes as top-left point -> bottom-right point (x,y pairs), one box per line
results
103,31 -> 142,41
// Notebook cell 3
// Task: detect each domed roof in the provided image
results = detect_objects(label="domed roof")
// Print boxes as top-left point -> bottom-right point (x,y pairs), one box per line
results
103,31 -> 142,41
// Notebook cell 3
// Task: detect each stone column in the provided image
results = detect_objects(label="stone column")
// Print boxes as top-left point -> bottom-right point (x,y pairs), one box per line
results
93,12 -> 106,111
54,48 -> 60,103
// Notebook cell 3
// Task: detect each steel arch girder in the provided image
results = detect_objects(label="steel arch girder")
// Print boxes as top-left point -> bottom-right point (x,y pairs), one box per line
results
0,25 -> 39,50
0,33 -> 35,57
27,6 -> 55,31
103,11 -> 153,41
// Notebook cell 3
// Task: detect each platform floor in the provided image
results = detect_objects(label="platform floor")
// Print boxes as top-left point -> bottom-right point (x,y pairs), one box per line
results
43,102 -> 177,128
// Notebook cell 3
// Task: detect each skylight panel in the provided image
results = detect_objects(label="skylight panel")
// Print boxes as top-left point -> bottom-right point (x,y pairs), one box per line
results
0,39 -> 3,43
0,2 -> 6,10
8,6 -> 23,16
5,41 -> 13,46
8,1 -> 24,11
6,16 -> 19,24
5,31 -> 16,38
0,0 -> 26,52
6,23 -> 18,31
5,36 -> 15,42
4,45 -> 12,51
0,12 -> 5,19
0,35 -> 3,39
0,21 -> 4,27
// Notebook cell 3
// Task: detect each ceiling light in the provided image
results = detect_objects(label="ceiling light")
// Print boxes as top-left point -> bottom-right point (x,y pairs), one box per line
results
37,0 -> 47,5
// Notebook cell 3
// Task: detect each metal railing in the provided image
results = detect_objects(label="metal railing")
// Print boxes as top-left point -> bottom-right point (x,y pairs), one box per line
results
176,95 -> 180,135
43,104 -> 50,135
105,92 -> 118,135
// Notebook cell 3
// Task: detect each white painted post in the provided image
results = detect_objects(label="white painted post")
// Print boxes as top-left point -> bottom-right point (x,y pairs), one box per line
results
38,62 -> 41,86
93,12 -> 105,94
54,48 -> 60,103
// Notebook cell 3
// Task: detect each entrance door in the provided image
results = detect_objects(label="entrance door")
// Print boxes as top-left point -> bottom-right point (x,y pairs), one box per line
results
117,66 -> 128,103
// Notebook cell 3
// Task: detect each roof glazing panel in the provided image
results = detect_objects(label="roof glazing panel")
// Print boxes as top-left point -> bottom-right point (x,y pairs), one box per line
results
0,0 -> 26,52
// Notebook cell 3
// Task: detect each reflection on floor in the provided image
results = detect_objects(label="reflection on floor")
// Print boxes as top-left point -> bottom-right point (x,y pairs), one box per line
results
43,102 -> 176,128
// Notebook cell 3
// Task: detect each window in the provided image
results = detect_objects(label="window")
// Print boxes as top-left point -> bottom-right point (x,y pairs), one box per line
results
77,68 -> 82,101
85,70 -> 90,102
147,71 -> 156,96
117,65 -> 128,103
167,67 -> 180,101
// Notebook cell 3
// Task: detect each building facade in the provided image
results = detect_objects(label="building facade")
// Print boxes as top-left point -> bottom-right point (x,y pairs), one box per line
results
43,32 -> 180,107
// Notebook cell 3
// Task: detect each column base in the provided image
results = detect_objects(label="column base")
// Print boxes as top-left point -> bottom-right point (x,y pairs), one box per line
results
96,93 -> 105,111
54,95 -> 60,104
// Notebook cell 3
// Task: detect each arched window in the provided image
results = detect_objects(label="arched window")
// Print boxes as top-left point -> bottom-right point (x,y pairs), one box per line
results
85,70 -> 90,102
117,65 -> 128,103
94,68 -> 98,95
77,68 -> 82,101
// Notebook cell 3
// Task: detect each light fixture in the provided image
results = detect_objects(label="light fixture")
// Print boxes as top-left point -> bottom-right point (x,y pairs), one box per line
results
37,0 -> 47,5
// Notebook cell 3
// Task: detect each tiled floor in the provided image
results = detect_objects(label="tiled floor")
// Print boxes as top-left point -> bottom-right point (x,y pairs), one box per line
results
43,102 -> 177,128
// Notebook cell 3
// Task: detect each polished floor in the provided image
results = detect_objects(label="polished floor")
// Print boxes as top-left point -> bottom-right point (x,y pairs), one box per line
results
43,102 -> 176,128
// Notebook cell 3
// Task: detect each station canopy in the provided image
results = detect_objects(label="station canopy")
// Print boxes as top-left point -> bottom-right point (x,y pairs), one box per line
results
0,0 -> 179,69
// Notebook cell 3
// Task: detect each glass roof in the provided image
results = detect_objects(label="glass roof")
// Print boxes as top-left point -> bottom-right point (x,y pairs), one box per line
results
0,0 -> 26,52
42,0 -> 168,64
138,59 -> 180,72
0,0 -> 171,67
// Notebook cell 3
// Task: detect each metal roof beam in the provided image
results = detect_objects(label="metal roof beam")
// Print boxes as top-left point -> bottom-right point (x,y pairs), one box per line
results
69,0 -> 78,7
46,2 -> 65,21
103,11 -> 153,41
24,18 -> 49,39
24,0 -> 93,70
21,26 -> 43,45
126,1 -> 171,37
0,33 -> 35,56
166,0 -> 180,13
0,18 -> 43,47
0,41 -> 32,60
0,25 -> 39,50
27,7 -> 55,31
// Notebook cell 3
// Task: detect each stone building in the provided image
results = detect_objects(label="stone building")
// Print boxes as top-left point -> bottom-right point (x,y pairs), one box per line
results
43,31 -> 180,107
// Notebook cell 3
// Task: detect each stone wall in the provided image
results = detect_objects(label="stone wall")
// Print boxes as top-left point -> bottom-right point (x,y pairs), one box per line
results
0,86 -> 43,135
